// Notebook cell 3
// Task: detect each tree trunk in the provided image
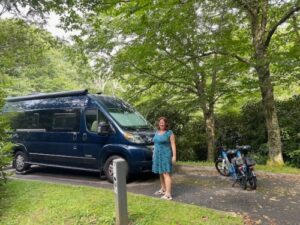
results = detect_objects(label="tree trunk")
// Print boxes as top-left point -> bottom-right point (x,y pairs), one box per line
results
255,63 -> 284,165
195,72 -> 216,162
204,109 -> 215,162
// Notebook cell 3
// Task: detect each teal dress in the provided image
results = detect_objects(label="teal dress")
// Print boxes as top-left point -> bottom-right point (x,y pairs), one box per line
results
152,130 -> 173,174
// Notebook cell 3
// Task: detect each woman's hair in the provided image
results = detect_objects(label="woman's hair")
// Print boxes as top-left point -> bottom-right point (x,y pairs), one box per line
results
156,116 -> 169,130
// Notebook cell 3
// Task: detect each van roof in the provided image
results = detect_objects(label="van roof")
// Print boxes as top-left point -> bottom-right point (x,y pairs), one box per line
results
5,89 -> 88,102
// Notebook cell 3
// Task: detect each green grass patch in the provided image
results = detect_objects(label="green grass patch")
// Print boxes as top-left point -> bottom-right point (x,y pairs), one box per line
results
0,179 -> 243,225
255,164 -> 300,175
178,161 -> 300,175
177,161 -> 214,167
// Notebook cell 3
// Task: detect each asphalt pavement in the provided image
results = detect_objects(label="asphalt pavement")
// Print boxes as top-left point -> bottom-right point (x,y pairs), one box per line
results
9,165 -> 300,225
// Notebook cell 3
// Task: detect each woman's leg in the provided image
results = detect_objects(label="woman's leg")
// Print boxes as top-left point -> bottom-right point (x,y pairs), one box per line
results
163,173 -> 172,196
160,174 -> 166,191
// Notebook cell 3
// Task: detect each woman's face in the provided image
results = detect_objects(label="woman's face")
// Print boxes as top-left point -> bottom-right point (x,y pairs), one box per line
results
159,119 -> 166,131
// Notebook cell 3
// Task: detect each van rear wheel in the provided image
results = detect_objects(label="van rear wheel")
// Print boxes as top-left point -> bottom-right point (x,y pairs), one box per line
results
104,155 -> 128,183
14,151 -> 30,172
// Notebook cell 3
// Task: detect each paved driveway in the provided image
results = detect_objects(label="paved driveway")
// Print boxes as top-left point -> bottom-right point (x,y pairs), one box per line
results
11,166 -> 300,225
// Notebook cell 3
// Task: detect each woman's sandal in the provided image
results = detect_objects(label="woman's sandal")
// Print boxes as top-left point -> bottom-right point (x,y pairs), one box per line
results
161,194 -> 173,200
154,189 -> 165,196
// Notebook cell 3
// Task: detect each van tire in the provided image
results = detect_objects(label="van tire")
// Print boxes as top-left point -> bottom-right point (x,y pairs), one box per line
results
104,155 -> 128,183
14,151 -> 30,172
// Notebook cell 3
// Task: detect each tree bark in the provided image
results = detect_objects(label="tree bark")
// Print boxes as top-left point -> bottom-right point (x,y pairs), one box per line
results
203,108 -> 215,162
195,72 -> 216,162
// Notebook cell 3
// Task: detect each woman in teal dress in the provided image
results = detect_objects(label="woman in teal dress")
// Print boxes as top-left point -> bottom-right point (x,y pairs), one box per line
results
152,117 -> 176,200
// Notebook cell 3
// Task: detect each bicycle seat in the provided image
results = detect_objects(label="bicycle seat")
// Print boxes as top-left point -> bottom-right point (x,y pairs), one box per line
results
226,149 -> 237,155
236,145 -> 251,150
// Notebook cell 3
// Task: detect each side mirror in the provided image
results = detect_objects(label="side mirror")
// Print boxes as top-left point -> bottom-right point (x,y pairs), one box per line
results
98,121 -> 111,134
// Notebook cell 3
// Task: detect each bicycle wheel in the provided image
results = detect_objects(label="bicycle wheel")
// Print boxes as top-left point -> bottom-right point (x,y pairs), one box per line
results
215,159 -> 230,176
240,175 -> 247,190
248,173 -> 257,190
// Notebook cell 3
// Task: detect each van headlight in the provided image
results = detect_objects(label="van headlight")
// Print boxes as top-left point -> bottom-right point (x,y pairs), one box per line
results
124,132 -> 145,144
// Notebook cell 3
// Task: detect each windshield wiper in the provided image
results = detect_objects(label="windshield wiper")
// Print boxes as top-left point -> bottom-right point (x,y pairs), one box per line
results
122,125 -> 151,131
122,126 -> 136,131
134,126 -> 152,130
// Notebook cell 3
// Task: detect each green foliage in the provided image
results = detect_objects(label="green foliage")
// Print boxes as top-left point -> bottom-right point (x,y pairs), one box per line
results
0,19 -> 50,76
277,96 -> 300,167
0,90 -> 12,184
0,18 -> 93,96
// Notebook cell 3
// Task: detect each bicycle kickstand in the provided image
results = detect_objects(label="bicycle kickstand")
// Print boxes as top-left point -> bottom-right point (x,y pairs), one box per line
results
232,179 -> 238,187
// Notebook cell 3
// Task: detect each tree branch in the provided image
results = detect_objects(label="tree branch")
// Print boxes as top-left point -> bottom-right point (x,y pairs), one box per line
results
0,5 -> 7,16
128,62 -> 197,94
159,47 -> 192,70
265,4 -> 300,48
292,14 -> 300,40
235,0 -> 256,17
159,46 -> 215,70
216,51 -> 252,66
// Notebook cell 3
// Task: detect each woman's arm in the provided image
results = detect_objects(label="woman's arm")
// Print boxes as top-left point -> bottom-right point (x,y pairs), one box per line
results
170,134 -> 176,163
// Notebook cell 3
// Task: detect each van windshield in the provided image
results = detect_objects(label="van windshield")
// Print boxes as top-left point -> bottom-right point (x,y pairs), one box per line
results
95,96 -> 152,130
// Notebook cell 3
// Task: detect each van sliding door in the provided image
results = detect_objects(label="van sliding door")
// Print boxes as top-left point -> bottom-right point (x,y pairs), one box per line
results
29,109 -> 82,167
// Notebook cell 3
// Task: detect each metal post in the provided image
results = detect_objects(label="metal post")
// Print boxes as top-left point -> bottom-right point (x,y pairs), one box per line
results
113,159 -> 128,225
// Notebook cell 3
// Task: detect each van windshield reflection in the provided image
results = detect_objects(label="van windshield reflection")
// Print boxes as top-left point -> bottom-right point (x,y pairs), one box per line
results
94,96 -> 152,130
108,108 -> 152,130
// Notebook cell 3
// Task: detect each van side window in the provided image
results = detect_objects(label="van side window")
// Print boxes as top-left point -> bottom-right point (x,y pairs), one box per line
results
52,109 -> 80,132
11,111 -> 40,130
85,109 -> 107,133
32,113 -> 39,128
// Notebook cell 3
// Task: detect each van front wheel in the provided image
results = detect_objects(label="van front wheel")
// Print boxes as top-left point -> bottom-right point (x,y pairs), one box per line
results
104,155 -> 128,183
14,151 -> 30,172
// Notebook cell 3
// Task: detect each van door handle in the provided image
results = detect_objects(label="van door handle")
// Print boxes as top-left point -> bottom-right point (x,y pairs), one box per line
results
72,132 -> 77,141
82,133 -> 87,141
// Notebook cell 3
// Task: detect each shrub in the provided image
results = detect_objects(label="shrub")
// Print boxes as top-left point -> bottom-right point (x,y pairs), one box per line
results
0,90 -> 12,185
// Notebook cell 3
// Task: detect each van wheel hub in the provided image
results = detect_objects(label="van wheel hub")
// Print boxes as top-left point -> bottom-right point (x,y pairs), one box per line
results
108,162 -> 114,177
16,155 -> 25,170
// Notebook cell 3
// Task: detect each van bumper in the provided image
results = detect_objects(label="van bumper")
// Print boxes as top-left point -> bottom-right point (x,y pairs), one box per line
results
132,161 -> 152,174
127,145 -> 153,174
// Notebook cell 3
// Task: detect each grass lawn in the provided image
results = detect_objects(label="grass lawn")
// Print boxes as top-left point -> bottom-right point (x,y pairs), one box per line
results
0,179 -> 243,225
255,164 -> 300,174
177,161 -> 215,167
177,161 -> 300,175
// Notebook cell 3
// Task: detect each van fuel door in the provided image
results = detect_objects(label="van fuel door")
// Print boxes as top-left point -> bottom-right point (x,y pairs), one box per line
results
72,132 -> 77,141
82,133 -> 87,141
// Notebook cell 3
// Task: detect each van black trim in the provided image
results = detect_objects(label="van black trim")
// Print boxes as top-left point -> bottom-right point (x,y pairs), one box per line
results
16,129 -> 46,132
6,89 -> 88,102
27,162 -> 100,172
29,153 -> 96,160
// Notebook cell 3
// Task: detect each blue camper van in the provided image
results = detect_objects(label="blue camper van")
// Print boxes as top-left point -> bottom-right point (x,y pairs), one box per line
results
3,90 -> 154,182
